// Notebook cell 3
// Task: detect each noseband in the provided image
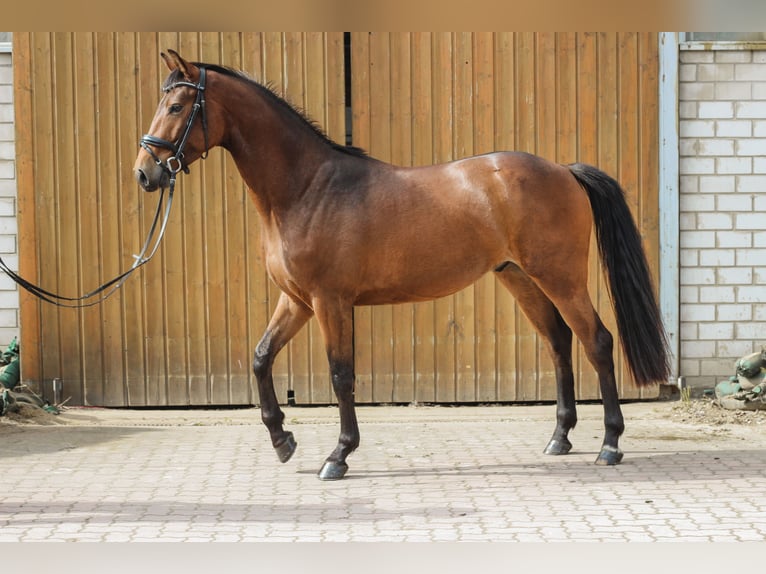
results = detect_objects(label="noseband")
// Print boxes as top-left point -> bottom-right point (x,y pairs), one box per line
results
140,66 -> 209,180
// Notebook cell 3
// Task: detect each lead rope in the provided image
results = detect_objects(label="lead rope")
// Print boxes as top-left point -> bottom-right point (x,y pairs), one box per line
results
0,179 -> 176,308
2,67 -> 208,308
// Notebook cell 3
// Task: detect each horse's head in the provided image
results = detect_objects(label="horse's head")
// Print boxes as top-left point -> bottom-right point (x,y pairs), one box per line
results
134,49 -> 210,192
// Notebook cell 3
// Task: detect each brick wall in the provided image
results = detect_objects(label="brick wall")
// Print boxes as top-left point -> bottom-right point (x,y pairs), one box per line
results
679,47 -> 766,388
0,50 -> 18,348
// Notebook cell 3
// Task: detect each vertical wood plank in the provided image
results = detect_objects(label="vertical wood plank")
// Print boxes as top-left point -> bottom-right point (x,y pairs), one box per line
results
220,32 -> 252,404
260,33 -> 291,403
35,33 -> 62,392
389,33 -> 416,404
596,32 -> 621,400
556,33 -> 578,165
154,31 -> 190,405
198,33 -> 230,405
72,32 -> 106,406
350,32 -> 374,404
13,32 -> 43,392
637,33 -> 661,400
431,32 -> 456,403
94,33 -> 128,406
493,32 -> 518,402
136,33 -> 169,405
514,32 -> 539,401
618,32 -> 640,399
453,32 -> 477,403
174,33 -> 207,405
367,32 -> 395,404
121,32 -> 148,404
535,32 -> 558,401
410,32 -> 437,404
553,33 -> 579,401
51,34 -> 85,405
279,32 -> 311,405
575,32 -> 600,398
472,33 -> 497,402
304,32 -> 334,405
242,32 -> 271,405
324,32 -> 348,401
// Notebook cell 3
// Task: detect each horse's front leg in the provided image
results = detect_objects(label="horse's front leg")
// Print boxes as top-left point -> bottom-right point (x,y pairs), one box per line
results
253,292 -> 313,463
313,297 -> 359,481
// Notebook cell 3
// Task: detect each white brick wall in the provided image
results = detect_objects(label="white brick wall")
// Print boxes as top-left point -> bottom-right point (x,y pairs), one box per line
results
680,46 -> 766,388
0,50 -> 18,348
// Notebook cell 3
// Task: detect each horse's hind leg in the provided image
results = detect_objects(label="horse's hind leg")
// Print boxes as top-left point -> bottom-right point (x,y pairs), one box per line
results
253,292 -> 313,463
495,264 -> 577,456
530,274 -> 625,465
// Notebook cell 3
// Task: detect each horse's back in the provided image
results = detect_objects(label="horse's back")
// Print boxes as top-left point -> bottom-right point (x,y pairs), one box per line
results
309,150 -> 593,304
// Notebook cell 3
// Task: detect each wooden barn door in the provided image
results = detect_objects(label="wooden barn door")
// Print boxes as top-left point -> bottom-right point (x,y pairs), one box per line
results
349,32 -> 661,403
14,32 -> 660,406
14,32 -> 346,406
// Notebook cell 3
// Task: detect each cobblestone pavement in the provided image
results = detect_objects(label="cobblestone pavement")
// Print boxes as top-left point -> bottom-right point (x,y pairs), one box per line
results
1,401 -> 765,542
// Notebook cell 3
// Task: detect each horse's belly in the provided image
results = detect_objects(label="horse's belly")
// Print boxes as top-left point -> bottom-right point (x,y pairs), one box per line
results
353,260 -> 491,305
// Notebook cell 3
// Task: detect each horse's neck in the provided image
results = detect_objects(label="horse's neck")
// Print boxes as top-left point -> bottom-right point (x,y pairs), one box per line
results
223,103 -> 330,218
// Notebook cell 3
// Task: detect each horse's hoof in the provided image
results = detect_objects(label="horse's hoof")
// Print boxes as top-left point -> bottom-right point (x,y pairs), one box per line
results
274,432 -> 297,463
317,461 -> 348,481
543,438 -> 572,456
594,445 -> 623,465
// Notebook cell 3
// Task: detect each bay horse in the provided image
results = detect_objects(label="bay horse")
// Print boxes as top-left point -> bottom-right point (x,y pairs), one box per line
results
134,50 -> 671,480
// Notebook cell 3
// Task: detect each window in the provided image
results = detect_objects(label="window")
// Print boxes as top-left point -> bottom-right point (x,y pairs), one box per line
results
682,32 -> 766,50
0,32 -> 11,53
686,32 -> 766,42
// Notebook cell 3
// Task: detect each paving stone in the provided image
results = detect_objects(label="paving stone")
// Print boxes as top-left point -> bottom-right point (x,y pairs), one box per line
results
2,402 -> 766,542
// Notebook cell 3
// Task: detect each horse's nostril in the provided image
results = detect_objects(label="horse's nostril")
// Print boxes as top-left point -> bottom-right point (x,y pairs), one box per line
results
136,168 -> 149,188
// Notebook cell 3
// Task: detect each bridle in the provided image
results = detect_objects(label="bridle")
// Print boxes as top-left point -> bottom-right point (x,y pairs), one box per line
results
139,66 -> 209,181
0,67 -> 210,308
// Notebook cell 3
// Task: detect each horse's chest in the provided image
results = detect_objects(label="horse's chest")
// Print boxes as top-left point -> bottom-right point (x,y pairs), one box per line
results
264,249 -> 294,290
263,244 -> 315,306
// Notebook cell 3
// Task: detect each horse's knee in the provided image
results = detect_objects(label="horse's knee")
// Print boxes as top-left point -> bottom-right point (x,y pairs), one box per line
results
252,342 -> 273,381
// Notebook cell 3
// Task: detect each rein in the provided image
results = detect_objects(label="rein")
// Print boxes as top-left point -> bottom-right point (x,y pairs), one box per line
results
0,68 -> 209,308
0,186 -> 175,308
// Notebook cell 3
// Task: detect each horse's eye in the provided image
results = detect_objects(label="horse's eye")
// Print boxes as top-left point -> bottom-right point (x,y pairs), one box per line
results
169,103 -> 184,114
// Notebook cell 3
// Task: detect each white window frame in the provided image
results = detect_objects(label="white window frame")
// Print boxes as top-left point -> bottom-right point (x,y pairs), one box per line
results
681,32 -> 766,51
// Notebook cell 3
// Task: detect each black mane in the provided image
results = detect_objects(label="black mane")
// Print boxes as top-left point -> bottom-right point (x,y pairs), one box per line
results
165,64 -> 368,158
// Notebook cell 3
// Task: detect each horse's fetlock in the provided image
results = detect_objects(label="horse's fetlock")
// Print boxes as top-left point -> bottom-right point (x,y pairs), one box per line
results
261,408 -> 284,429
342,433 -> 360,451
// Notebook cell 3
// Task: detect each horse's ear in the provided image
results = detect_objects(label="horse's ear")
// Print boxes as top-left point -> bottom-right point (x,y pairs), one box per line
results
161,49 -> 198,81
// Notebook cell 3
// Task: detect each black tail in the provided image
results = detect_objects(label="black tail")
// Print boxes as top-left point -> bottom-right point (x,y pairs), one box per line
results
568,163 -> 671,386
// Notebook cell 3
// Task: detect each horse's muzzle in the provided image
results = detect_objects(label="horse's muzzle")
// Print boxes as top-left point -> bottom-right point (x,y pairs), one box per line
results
134,164 -> 168,192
